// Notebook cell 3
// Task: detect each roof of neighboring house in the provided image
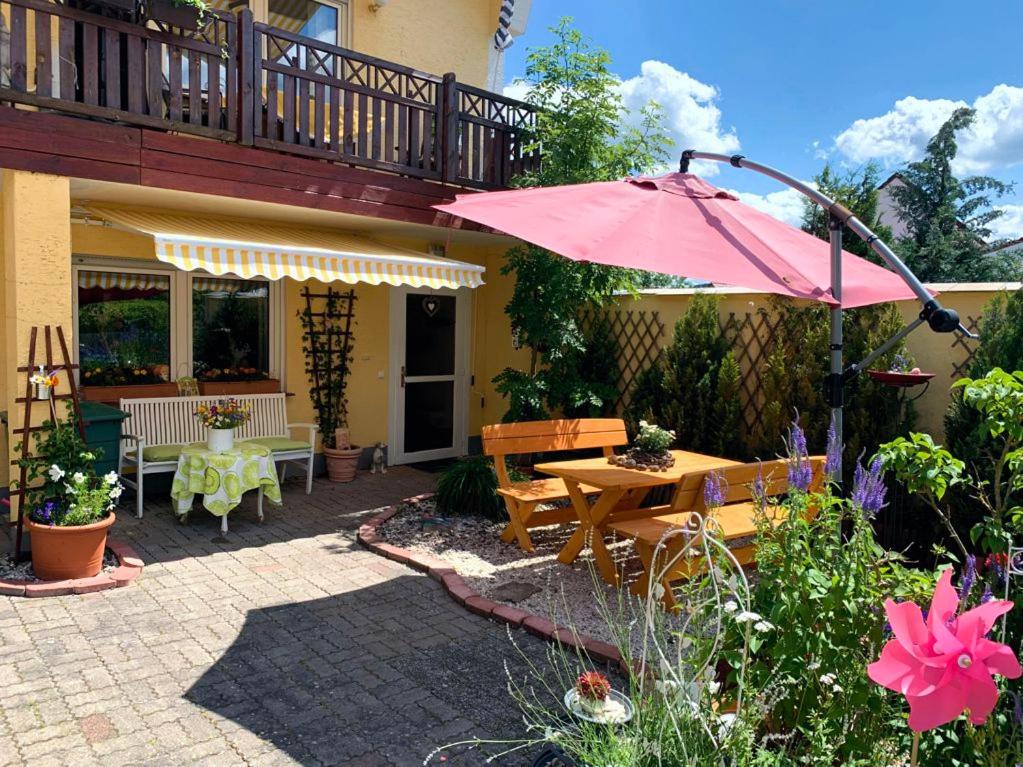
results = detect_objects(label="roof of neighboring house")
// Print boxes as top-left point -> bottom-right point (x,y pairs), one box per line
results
988,236 -> 1023,255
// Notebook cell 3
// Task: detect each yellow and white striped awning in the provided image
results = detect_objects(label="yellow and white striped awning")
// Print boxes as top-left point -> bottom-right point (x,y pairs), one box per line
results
85,207 -> 486,290
78,271 -> 170,292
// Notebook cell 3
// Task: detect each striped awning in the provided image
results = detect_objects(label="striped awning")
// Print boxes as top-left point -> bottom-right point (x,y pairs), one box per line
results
85,207 -> 486,290
77,271 -> 258,294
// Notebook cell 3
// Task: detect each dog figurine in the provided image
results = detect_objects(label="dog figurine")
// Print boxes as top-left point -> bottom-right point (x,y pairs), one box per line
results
371,442 -> 387,474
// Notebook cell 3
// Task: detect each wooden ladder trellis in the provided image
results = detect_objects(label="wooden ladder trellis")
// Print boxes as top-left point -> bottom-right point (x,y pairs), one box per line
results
8,325 -> 86,559
299,287 -> 356,439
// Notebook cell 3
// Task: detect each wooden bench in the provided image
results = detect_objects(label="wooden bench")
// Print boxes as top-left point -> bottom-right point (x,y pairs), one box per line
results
118,393 -> 318,519
481,418 -> 629,552
609,457 -> 825,608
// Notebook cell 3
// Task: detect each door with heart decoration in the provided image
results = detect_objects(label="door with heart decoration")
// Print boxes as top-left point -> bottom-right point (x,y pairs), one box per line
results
388,286 -> 471,464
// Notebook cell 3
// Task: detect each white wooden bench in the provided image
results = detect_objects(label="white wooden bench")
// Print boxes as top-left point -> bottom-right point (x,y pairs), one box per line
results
118,393 -> 317,518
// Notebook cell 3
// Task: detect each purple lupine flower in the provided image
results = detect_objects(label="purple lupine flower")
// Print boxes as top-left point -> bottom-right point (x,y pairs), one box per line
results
824,415 -> 841,477
981,584 -> 994,604
703,471 -> 725,509
32,501 -> 57,526
785,417 -> 812,492
851,455 -> 888,518
958,556 -> 976,601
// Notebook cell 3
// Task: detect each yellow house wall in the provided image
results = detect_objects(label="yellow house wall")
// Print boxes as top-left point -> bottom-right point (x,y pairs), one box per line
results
69,217 -> 508,453
2,171 -> 73,518
351,0 -> 502,88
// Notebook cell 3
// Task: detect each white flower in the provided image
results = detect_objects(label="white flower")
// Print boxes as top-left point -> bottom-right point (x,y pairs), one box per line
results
734,610 -> 762,624
639,420 -> 649,429
819,673 -> 836,686
64,483 -> 77,495
103,471 -> 119,485
832,683 -> 843,694
722,600 -> 738,614
707,680 -> 721,695
109,487 -> 123,500
72,472 -> 85,484
753,620 -> 775,633
807,659 -> 821,671
47,465 -> 64,482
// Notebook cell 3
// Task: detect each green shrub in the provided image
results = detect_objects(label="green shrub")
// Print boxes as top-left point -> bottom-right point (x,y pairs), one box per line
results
624,356 -> 665,435
553,313 -> 621,418
435,456 -> 506,521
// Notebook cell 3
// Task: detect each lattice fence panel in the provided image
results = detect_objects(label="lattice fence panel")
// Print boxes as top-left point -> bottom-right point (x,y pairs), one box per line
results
718,311 -> 784,436
579,307 -> 665,413
950,314 -> 982,380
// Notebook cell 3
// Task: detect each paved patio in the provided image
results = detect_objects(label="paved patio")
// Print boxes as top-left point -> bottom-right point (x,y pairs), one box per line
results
0,468 -> 550,767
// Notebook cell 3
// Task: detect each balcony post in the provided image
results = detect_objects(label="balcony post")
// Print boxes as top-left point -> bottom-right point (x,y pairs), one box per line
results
236,7 -> 255,145
439,72 -> 459,183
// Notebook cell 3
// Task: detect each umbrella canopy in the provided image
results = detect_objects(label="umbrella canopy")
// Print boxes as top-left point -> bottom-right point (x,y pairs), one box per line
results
435,173 -> 923,308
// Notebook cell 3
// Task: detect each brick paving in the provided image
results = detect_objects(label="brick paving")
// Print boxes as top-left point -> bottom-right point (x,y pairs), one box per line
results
0,469 -> 550,767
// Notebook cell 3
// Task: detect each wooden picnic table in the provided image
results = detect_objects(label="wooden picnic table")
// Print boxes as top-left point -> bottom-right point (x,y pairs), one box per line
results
534,449 -> 741,586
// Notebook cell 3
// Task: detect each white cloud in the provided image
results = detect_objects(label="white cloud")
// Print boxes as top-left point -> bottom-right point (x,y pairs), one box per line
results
506,61 -> 740,177
618,60 -> 740,175
989,204 -> 1023,241
723,187 -> 808,227
832,85 -> 1023,175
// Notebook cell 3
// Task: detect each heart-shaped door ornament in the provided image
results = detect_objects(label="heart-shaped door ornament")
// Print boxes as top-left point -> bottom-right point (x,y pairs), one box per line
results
422,297 -> 439,317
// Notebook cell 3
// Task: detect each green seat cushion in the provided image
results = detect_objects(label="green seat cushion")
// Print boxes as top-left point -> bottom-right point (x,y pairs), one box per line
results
242,437 -> 311,453
139,443 -> 189,462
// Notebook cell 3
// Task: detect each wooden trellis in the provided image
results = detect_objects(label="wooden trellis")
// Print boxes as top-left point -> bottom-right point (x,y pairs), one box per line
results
718,311 -> 784,435
579,308 -> 665,412
950,313 -> 982,379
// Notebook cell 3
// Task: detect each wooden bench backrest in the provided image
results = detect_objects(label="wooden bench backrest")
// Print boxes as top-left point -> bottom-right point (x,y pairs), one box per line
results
673,456 -> 826,512
119,393 -> 290,450
481,418 -> 628,488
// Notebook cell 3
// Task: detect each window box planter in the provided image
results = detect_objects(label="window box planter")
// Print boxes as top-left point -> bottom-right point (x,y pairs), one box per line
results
145,0 -> 206,29
96,0 -> 138,12
82,382 -> 179,405
198,379 -> 281,396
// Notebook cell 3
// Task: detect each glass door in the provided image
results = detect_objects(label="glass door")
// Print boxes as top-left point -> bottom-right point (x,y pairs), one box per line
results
389,287 -> 470,464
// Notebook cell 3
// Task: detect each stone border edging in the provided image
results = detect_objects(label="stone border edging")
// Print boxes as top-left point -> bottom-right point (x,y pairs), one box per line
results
357,495 -> 624,673
0,538 -> 144,598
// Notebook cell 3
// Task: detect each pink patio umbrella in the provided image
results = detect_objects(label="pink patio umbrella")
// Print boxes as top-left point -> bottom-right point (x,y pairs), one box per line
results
435,151 -> 969,473
438,172 -> 912,308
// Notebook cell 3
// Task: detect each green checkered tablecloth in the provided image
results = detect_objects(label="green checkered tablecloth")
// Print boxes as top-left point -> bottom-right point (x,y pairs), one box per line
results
171,442 -> 282,518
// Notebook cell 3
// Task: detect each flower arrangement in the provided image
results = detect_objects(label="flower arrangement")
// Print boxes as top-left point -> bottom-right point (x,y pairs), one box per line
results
29,469 -> 122,527
609,420 -> 677,471
82,364 -> 166,386
196,366 -> 269,382
29,367 -> 59,390
194,398 -> 252,430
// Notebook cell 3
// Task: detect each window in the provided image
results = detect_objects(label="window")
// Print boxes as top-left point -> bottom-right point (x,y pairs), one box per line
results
268,0 -> 345,47
73,261 -> 281,386
77,270 -> 172,386
192,277 -> 271,382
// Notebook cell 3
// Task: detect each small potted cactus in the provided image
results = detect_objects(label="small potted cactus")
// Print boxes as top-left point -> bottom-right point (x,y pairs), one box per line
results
565,670 -> 632,724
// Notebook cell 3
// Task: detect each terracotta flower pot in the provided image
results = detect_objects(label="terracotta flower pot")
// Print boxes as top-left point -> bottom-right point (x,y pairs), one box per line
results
27,513 -> 115,581
323,445 -> 361,483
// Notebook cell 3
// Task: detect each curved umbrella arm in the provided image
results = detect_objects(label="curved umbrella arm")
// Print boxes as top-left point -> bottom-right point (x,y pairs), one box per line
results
680,149 -> 974,338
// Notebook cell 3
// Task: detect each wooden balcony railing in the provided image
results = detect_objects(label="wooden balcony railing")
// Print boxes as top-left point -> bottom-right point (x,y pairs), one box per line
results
0,0 -> 539,188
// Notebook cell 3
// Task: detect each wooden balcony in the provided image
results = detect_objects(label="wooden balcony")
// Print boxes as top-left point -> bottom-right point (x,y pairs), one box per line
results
0,0 -> 540,189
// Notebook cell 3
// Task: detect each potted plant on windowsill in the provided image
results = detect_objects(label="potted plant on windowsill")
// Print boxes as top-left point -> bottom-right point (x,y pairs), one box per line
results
17,405 -> 122,580
194,398 -> 252,453
145,0 -> 209,29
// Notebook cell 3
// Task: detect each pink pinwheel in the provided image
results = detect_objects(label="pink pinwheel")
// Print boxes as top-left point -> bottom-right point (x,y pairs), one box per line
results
868,569 -> 1021,732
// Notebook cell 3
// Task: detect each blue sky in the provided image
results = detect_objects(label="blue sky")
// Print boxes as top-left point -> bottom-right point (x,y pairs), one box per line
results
502,0 -> 1023,239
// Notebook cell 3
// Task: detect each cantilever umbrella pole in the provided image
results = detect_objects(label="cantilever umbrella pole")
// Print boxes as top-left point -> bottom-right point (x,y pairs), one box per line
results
680,150 -> 968,477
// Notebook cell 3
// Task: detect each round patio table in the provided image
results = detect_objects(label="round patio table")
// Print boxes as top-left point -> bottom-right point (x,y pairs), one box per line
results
171,442 -> 282,534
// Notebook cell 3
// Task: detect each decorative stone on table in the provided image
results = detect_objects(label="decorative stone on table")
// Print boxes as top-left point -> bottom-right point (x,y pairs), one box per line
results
608,420 -> 676,471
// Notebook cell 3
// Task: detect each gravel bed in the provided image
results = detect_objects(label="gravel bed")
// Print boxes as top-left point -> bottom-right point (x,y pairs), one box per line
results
0,548 -> 119,582
380,498 -> 694,649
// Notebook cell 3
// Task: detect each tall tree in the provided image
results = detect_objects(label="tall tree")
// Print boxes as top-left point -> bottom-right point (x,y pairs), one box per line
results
801,162 -> 892,262
890,108 -> 1017,281
494,19 -> 672,421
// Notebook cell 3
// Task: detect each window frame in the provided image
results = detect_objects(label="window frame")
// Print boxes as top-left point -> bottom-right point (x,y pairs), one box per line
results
72,256 -> 283,385
254,0 -> 350,48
